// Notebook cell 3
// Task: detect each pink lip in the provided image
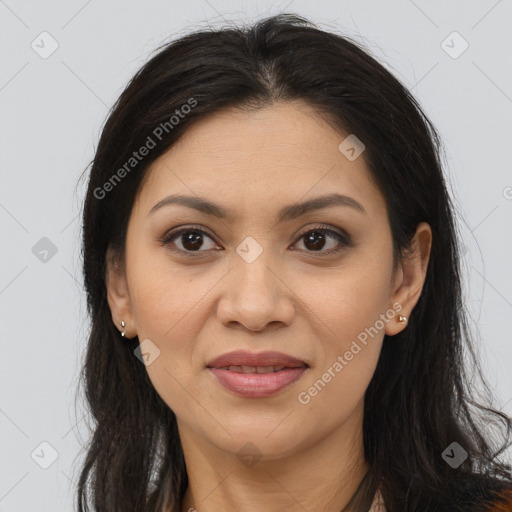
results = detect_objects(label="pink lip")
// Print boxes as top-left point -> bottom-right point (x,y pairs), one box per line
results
206,350 -> 309,398
206,350 -> 308,369
208,367 -> 307,397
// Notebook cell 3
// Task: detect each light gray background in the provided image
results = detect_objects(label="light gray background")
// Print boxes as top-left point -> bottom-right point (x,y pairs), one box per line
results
1,1 -> 511,510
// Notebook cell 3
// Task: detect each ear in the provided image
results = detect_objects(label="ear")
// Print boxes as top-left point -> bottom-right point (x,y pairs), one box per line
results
105,246 -> 136,339
385,222 -> 432,336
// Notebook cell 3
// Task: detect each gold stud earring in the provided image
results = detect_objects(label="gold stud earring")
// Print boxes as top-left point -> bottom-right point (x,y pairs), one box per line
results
398,315 -> 407,324
121,320 -> 126,337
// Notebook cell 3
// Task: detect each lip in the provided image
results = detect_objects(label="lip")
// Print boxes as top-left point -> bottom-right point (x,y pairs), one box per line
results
206,350 -> 309,398
208,367 -> 308,397
206,350 -> 308,369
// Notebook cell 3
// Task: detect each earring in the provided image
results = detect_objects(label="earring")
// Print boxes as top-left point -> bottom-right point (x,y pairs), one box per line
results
398,315 -> 408,324
121,320 -> 126,337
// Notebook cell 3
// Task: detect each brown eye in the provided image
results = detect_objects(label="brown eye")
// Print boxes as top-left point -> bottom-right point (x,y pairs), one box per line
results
161,226 -> 219,255
294,226 -> 351,254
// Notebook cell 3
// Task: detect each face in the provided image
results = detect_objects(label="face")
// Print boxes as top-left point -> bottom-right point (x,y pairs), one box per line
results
107,100 -> 427,461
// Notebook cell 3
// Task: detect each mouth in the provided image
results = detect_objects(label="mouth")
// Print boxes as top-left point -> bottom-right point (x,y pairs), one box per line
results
206,351 -> 309,397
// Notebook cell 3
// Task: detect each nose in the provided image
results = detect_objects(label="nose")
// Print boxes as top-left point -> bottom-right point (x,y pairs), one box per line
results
216,249 -> 295,332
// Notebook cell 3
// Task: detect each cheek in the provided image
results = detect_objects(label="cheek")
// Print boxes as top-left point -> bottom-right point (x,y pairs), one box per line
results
293,258 -> 391,410
127,262 -> 211,413
300,257 -> 392,349
126,244 -> 211,342
125,251 -> 220,401
296,292 -> 385,430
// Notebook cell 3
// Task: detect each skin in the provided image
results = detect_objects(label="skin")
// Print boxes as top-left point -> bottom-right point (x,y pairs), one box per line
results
106,100 -> 432,512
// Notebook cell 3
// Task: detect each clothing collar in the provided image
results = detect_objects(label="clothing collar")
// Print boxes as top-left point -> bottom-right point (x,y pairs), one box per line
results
368,487 -> 385,512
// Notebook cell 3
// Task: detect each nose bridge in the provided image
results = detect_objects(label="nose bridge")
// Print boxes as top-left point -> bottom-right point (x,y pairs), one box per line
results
217,234 -> 295,330
233,234 -> 279,305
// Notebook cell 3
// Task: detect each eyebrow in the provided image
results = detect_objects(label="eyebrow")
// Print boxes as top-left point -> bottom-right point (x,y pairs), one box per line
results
149,193 -> 367,222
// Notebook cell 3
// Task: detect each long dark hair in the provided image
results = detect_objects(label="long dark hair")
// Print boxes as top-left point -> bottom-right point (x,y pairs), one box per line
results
76,13 -> 512,511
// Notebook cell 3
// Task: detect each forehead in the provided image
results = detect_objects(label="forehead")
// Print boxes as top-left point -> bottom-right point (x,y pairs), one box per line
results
136,100 -> 386,222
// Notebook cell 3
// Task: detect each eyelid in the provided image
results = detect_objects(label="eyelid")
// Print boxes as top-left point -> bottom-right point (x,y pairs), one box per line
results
159,224 -> 219,254
159,223 -> 352,256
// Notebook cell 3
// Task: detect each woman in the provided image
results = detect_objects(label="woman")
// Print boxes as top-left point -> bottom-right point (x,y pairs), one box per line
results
76,13 -> 512,512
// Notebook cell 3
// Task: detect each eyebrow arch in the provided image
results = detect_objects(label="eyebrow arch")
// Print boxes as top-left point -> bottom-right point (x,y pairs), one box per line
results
149,192 -> 367,221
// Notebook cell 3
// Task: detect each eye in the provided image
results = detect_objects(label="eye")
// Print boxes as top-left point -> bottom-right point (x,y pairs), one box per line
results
292,224 -> 352,255
159,225 -> 219,255
159,223 -> 352,256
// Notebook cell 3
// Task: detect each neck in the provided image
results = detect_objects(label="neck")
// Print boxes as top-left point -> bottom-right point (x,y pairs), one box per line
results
177,403 -> 369,512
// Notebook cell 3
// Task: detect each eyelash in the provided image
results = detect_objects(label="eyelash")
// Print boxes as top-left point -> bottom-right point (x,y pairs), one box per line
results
158,223 -> 352,257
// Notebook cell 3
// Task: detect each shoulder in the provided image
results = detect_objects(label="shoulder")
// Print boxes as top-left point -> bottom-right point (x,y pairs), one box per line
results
483,489 -> 512,511
447,474 -> 512,512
